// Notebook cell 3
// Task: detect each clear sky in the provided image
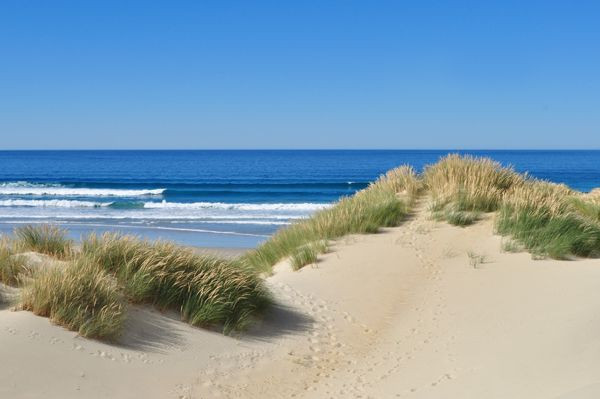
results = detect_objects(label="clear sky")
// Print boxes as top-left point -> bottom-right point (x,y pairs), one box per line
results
1,1 -> 599,149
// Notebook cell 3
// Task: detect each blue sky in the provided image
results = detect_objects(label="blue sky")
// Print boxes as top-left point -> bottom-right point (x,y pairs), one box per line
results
1,1 -> 599,149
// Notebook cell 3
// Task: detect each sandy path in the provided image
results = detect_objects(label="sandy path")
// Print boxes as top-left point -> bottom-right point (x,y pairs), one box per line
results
2,202 -> 600,398
193,200 -> 600,398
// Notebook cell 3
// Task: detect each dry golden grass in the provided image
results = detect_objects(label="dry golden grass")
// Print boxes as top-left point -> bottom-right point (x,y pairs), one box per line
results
14,224 -> 73,259
424,154 -> 524,213
424,154 -> 600,258
82,233 -> 270,333
369,165 -> 421,205
0,238 -> 30,286
501,181 -> 574,218
21,256 -> 126,340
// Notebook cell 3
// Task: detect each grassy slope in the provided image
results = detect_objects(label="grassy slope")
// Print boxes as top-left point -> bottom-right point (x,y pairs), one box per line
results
20,256 -> 126,340
4,226 -> 270,339
242,165 -> 421,273
426,154 -> 600,258
81,234 -> 270,333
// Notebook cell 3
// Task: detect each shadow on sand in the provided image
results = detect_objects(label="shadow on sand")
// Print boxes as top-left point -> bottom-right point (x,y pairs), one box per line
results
116,306 -> 188,353
242,302 -> 314,342
115,301 -> 313,352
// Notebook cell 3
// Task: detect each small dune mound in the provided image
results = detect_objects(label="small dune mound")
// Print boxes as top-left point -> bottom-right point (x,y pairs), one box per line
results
17,251 -> 68,271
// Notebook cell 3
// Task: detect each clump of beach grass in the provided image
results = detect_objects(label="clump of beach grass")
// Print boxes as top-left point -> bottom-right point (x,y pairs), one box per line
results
21,255 -> 126,340
0,238 -> 30,286
14,224 -> 72,259
571,196 -> 600,223
501,238 -> 523,253
82,233 -> 270,333
496,181 -> 600,259
290,241 -> 327,270
242,165 -> 420,273
424,154 -> 524,219
424,155 -> 600,259
430,201 -> 480,226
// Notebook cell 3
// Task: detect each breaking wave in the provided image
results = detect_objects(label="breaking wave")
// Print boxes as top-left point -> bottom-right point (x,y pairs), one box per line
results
0,182 -> 165,197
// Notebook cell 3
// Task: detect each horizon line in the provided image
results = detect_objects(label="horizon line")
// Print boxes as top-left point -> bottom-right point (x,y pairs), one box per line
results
1,148 -> 600,152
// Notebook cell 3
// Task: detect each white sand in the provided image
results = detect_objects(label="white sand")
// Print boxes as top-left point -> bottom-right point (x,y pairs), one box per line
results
2,204 -> 600,398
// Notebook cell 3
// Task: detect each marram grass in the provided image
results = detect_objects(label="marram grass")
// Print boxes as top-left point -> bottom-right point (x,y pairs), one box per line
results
426,154 -> 600,259
290,241 -> 327,270
82,233 -> 270,333
20,256 -> 126,340
424,154 -> 524,214
496,182 -> 600,258
0,238 -> 30,286
242,165 -> 420,272
14,224 -> 72,259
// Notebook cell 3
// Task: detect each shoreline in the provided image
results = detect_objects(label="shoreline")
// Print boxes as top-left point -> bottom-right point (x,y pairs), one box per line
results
190,246 -> 250,259
0,221 -> 267,249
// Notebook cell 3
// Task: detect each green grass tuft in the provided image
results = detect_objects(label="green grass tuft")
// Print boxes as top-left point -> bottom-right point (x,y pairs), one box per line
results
14,225 -> 72,258
0,238 -> 31,286
82,233 -> 270,333
290,241 -> 327,270
425,155 -> 600,258
495,181 -> 600,259
444,210 -> 480,226
21,256 -> 126,340
501,238 -> 522,253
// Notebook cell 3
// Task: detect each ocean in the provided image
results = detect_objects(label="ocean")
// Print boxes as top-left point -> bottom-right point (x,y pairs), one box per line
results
0,150 -> 598,248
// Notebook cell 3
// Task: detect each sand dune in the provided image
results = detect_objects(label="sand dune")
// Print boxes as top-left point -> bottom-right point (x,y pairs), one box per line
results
2,203 -> 600,398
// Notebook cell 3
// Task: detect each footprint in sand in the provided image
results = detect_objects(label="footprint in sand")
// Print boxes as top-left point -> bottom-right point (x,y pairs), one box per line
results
28,330 -> 40,339
49,336 -> 62,345
72,343 -> 84,351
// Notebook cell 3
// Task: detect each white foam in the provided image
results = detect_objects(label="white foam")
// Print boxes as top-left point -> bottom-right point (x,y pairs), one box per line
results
0,198 -> 328,212
0,182 -> 165,197
142,201 -> 329,211
0,212 -> 306,221
0,199 -> 108,208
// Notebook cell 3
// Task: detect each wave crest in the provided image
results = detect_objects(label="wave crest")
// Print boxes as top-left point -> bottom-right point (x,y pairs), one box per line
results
142,201 -> 329,211
0,182 -> 165,197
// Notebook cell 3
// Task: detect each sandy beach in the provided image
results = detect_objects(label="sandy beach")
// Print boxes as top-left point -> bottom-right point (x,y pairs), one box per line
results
2,200 -> 599,399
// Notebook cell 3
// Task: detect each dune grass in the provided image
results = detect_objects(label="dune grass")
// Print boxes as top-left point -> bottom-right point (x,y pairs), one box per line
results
242,165 -> 420,272
290,241 -> 327,270
21,256 -> 126,340
496,182 -> 600,258
432,208 -> 481,227
426,154 -> 600,259
424,154 -> 524,215
18,232 -> 269,338
14,224 -> 72,258
572,196 -> 600,223
0,238 -> 32,287
81,233 -> 270,333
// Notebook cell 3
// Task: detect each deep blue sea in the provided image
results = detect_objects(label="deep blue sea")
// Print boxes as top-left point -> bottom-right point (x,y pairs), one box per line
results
0,150 -> 598,248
